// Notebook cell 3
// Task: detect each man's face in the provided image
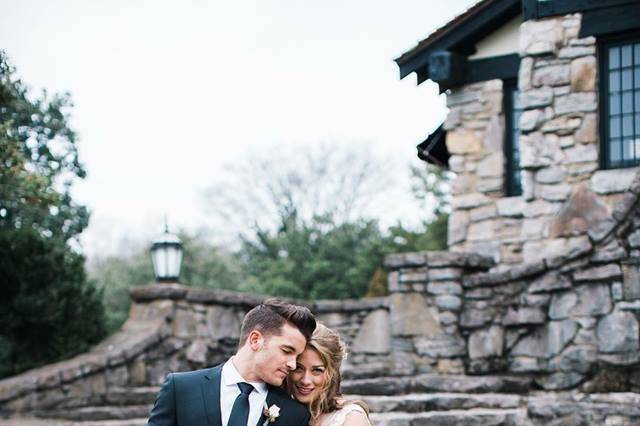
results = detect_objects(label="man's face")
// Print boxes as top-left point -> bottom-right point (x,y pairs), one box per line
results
253,322 -> 307,386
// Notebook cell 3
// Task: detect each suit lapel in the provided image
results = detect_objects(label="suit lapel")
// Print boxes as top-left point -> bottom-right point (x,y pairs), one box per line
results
257,387 -> 276,426
202,366 -> 223,426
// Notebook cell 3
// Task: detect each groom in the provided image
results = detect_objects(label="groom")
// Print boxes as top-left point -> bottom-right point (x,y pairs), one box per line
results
148,299 -> 316,426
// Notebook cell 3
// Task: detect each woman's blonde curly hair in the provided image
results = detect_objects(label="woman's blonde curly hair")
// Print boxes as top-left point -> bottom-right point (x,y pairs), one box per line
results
287,323 -> 369,421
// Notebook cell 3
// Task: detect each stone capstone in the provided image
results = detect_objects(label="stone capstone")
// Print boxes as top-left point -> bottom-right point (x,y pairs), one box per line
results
548,184 -> 610,238
518,88 -> 554,110
520,132 -> 563,169
554,93 -> 597,115
414,334 -> 466,358
206,305 -> 242,341
351,309 -> 391,354
520,18 -> 564,56
573,265 -> 621,283
532,64 -> 570,87
528,272 -> 572,293
476,152 -> 503,178
519,109 -> 543,132
390,293 -> 441,337
570,56 -> 596,92
511,320 -> 578,358
446,129 -> 482,154
574,113 -> 597,143
591,168 -> 638,194
469,326 -> 504,359
496,197 -> 526,218
503,307 -> 546,326
434,294 -> 462,311
549,284 -> 612,319
185,339 -> 208,364
447,210 -> 469,246
597,311 -> 640,353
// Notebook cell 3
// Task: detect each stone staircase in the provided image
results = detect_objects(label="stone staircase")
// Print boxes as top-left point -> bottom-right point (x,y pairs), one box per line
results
5,374 -> 640,425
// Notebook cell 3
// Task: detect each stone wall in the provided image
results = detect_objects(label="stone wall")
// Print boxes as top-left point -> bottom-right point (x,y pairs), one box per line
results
386,169 -> 640,390
0,286 -> 389,417
445,12 -> 640,267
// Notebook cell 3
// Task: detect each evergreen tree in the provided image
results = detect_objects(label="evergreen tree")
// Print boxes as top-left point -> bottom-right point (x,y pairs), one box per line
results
0,51 -> 106,378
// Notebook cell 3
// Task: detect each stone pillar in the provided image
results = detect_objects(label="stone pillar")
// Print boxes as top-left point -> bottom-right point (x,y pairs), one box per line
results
384,251 -> 493,375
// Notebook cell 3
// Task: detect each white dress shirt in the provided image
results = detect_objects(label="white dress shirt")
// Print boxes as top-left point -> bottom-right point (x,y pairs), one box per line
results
220,358 -> 268,426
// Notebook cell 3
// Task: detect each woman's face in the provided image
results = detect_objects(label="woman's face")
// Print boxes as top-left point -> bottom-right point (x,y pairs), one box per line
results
288,347 -> 327,405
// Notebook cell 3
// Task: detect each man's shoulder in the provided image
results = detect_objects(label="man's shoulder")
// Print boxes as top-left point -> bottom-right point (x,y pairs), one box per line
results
170,365 -> 221,384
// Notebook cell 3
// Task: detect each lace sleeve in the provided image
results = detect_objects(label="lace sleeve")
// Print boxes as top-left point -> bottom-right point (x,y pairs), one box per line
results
323,404 -> 370,426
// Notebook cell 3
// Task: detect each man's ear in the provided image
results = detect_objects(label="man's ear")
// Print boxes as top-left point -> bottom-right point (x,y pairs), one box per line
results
247,329 -> 264,351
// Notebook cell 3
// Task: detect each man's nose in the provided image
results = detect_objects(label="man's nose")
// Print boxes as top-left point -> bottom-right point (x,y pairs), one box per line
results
286,357 -> 297,371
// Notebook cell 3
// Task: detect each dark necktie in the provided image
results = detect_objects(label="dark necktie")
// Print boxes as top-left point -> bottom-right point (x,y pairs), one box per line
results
228,382 -> 254,426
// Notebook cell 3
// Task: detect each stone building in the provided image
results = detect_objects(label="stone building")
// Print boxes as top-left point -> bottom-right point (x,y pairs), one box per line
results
3,0 -> 640,424
396,0 -> 640,269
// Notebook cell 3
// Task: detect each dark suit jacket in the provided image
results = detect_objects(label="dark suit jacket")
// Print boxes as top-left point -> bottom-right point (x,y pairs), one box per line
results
147,365 -> 310,426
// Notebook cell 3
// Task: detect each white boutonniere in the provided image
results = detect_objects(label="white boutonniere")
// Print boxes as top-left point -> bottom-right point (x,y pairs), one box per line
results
262,402 -> 280,426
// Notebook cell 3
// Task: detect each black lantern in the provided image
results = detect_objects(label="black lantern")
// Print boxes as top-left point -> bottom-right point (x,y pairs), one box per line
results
150,225 -> 183,283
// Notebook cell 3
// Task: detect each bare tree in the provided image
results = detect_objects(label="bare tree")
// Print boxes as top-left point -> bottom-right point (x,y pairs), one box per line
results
202,143 -> 396,240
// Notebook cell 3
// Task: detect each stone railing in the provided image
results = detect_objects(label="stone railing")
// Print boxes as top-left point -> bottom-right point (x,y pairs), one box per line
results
0,285 -> 389,416
385,169 -> 640,390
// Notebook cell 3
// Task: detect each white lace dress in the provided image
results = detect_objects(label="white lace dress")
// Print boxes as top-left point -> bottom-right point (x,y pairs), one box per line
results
318,403 -> 371,426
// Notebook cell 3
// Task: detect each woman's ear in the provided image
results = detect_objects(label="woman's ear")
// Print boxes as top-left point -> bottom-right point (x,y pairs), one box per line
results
248,329 -> 264,351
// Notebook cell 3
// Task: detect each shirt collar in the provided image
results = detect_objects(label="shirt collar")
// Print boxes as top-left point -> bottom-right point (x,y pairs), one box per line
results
222,357 -> 269,396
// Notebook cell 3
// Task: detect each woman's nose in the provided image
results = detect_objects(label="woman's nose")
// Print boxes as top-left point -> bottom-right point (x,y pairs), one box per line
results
299,371 -> 312,384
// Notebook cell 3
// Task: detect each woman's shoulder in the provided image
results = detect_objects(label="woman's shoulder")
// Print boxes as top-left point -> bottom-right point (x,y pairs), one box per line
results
338,403 -> 367,415
322,402 -> 370,426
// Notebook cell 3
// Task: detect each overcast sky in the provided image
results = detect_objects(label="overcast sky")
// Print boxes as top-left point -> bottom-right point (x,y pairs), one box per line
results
1,0 -> 476,258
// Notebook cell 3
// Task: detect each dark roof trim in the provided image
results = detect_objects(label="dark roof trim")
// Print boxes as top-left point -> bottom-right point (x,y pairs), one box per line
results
425,53 -> 521,92
579,4 -> 640,39
523,0 -> 638,21
417,124 -> 450,168
395,0 -> 520,82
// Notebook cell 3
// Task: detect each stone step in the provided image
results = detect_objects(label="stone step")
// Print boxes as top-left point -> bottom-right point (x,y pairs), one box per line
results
346,392 -> 523,413
342,374 -> 533,396
101,386 -> 160,406
0,418 -> 148,426
34,405 -> 151,422
370,408 -> 530,426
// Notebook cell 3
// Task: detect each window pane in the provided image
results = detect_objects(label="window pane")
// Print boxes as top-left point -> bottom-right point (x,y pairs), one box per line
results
623,114 -> 634,136
635,44 -> 640,63
610,46 -> 620,69
635,67 -> 640,89
610,93 -> 621,115
610,139 -> 622,163
623,69 -> 633,91
610,116 -> 621,137
636,90 -> 640,111
623,92 -> 634,113
610,71 -> 620,91
623,139 -> 635,160
622,45 -> 633,67
636,114 -> 640,135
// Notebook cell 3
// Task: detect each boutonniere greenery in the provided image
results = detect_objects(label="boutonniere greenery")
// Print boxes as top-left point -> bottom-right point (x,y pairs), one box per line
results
263,402 -> 280,426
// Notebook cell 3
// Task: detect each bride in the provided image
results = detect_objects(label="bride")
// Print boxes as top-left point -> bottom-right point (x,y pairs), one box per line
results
285,323 -> 371,426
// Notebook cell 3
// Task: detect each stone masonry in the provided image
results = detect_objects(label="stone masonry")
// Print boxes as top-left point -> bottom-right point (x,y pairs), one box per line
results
445,12 -> 640,268
0,288 -> 389,419
385,168 -> 640,393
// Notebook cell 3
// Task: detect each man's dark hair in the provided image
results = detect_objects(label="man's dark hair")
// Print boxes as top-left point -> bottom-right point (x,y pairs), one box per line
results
238,298 -> 316,347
